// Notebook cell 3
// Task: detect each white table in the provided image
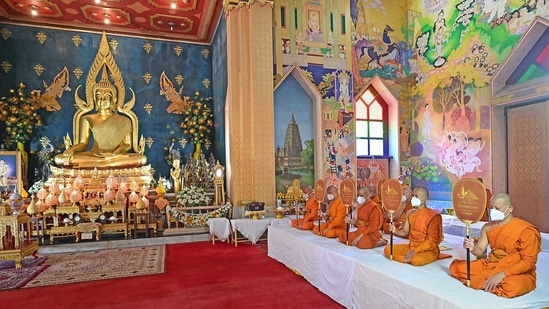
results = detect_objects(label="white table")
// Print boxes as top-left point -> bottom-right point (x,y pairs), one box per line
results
230,218 -> 271,246
206,218 -> 231,244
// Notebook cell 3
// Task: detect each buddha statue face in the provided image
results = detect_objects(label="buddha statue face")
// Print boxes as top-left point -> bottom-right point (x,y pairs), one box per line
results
94,87 -> 116,113
92,66 -> 118,113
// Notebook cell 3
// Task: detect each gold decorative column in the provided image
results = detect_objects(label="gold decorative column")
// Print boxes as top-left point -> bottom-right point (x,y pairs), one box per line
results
224,0 -> 275,207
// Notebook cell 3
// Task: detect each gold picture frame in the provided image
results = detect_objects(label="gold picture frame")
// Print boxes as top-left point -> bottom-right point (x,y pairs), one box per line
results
0,151 -> 22,194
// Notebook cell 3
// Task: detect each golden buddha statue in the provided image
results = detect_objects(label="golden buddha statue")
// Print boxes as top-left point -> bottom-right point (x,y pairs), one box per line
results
53,32 -> 146,169
54,66 -> 146,168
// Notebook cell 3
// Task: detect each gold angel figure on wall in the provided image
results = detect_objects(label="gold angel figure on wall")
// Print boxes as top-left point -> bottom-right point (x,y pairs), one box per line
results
160,71 -> 190,114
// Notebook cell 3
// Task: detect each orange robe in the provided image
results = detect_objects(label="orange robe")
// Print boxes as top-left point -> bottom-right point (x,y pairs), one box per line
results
312,197 -> 345,238
291,197 -> 319,230
371,195 -> 381,205
384,207 -> 443,266
383,201 -> 413,233
479,188 -> 492,222
339,200 -> 383,249
449,218 -> 541,298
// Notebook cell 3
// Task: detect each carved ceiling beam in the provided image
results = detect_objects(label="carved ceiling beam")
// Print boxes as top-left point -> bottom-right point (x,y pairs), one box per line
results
223,0 -> 273,16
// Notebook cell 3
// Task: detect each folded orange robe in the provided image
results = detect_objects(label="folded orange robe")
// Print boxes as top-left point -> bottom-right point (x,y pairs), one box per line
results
384,207 -> 443,266
291,197 -> 319,230
312,197 -> 345,238
449,218 -> 541,298
339,200 -> 383,249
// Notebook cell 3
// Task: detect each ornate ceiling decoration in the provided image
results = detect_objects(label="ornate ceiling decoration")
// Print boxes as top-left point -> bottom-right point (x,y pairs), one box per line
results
0,0 -> 223,43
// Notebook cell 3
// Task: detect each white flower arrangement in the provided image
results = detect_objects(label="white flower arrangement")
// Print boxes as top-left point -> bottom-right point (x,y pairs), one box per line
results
176,185 -> 210,206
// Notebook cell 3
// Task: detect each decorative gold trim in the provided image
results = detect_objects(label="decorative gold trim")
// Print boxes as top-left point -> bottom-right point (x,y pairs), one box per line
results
174,45 -> 182,56
36,31 -> 47,44
33,63 -> 45,76
175,74 -> 184,85
1,28 -> 11,40
1,60 -> 12,73
223,0 -> 273,16
143,72 -> 152,84
72,35 -> 82,47
144,102 -> 153,114
143,41 -> 152,54
73,67 -> 83,79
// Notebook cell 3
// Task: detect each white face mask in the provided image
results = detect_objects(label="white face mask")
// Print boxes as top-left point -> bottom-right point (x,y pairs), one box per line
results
327,194 -> 334,201
357,196 -> 366,205
303,193 -> 309,199
411,196 -> 421,207
401,195 -> 407,202
490,205 -> 509,221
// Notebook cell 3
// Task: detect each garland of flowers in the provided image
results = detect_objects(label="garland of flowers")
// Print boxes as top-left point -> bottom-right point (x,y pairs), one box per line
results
179,92 -> 213,146
0,83 -> 43,145
168,203 -> 232,227
176,185 -> 210,206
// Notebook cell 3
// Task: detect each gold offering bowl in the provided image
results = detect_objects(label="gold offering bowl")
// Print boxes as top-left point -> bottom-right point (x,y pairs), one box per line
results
446,208 -> 456,216
272,208 -> 287,219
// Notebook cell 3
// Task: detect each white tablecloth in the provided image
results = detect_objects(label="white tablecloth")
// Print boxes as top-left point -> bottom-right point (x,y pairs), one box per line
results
268,224 -> 549,309
206,218 -> 231,241
231,218 -> 271,244
442,215 -> 485,237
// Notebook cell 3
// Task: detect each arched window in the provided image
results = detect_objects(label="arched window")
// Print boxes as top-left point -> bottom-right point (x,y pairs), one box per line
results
355,85 -> 388,156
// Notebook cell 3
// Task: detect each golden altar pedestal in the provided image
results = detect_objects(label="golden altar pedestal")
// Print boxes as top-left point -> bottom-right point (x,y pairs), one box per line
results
0,213 -> 39,269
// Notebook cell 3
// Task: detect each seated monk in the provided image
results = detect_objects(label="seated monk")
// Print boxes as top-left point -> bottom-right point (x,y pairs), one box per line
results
291,184 -> 319,230
449,193 -> 541,298
368,184 -> 381,205
312,185 -> 345,238
384,187 -> 446,266
383,185 -> 413,234
339,186 -> 386,249
54,66 -> 147,168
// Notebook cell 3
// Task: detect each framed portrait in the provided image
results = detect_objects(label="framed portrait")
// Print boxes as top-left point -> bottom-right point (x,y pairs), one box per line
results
0,151 -> 22,194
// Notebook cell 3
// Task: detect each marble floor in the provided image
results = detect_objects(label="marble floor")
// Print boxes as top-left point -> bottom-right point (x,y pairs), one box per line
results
38,227 -> 211,254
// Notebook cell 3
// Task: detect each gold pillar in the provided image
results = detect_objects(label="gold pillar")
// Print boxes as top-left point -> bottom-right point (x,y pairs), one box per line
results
224,1 -> 275,207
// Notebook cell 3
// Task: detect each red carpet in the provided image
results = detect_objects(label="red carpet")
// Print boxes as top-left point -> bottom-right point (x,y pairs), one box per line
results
0,242 -> 343,309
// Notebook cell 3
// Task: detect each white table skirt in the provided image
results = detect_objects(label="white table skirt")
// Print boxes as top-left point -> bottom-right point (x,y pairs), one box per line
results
268,224 -> 549,309
206,218 -> 231,241
231,218 -> 271,244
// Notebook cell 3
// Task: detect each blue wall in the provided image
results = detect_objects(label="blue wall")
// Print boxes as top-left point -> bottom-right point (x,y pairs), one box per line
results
0,23 -> 218,186
211,13 -> 228,167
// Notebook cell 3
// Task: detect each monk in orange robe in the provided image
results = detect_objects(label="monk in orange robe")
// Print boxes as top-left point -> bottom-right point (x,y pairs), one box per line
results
383,184 -> 413,233
312,185 -> 345,238
291,185 -> 319,230
384,187 -> 444,266
339,186 -> 386,249
449,193 -> 541,298
477,178 -> 492,221
368,184 -> 381,205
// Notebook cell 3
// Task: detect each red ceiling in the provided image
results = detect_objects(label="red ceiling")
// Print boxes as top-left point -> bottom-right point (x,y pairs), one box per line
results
0,0 -> 223,44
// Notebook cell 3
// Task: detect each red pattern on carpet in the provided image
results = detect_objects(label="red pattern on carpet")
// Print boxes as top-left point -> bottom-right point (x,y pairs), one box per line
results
0,242 -> 342,308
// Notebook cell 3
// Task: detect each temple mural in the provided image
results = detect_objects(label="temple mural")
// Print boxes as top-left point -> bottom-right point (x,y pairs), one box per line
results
272,0 -> 549,200
407,0 -> 549,199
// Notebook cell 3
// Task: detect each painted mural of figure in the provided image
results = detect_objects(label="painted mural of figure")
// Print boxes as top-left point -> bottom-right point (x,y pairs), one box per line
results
296,32 -> 305,55
306,11 -> 322,41
400,121 -> 410,153
437,131 -> 485,179
422,103 -> 433,142
433,10 -> 447,67
483,0 -> 508,23
326,31 -> 334,58
0,159 -> 9,187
